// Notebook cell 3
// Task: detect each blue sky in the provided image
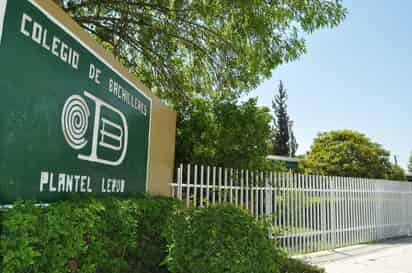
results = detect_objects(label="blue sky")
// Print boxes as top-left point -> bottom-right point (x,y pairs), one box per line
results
248,0 -> 412,169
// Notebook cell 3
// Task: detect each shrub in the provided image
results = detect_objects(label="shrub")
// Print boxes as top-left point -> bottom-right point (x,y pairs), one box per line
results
1,201 -> 45,273
0,198 -> 324,273
1,200 -> 95,272
164,204 -> 285,273
0,196 -> 181,273
133,196 -> 183,273
279,257 -> 325,273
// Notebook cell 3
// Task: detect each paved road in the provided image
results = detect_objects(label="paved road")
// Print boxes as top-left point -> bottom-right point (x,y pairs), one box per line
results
301,237 -> 412,273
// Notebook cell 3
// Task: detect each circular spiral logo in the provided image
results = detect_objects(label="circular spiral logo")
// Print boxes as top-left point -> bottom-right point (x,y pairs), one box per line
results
61,95 -> 90,150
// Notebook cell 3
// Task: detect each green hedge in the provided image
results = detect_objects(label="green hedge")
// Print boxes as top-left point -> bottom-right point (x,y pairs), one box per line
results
164,205 -> 285,273
0,196 -> 181,273
0,197 -> 324,273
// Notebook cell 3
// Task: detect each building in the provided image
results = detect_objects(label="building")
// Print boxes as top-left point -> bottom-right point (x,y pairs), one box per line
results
267,155 -> 301,170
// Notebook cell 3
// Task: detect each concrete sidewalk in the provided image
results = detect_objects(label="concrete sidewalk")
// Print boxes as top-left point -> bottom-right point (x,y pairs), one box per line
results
299,237 -> 412,273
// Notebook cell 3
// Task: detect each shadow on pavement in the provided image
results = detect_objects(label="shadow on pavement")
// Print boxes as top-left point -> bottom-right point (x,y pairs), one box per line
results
297,236 -> 412,265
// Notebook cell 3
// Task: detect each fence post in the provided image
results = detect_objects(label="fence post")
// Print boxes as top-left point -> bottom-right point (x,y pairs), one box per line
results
186,164 -> 191,207
194,165 -> 198,207
273,172 -> 277,230
331,177 -> 336,250
320,176 -> 325,250
177,164 -> 183,200
265,172 -> 272,218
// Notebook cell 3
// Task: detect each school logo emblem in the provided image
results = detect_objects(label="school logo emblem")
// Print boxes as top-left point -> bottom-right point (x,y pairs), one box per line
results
61,91 -> 128,166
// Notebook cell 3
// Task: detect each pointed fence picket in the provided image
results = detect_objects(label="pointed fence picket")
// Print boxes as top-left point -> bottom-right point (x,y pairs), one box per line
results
171,163 -> 412,255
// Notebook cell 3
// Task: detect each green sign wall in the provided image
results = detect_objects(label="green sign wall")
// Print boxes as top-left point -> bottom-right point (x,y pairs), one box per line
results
0,0 -> 152,204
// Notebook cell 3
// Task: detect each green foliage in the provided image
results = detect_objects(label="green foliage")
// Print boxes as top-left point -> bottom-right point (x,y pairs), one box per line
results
272,81 -> 290,156
164,204 -> 285,273
1,202 -> 44,273
272,81 -> 298,157
133,197 -> 183,273
387,164 -> 406,181
279,257 -> 325,273
59,1 -> 346,174
0,196 -> 181,273
176,97 -> 273,170
304,130 -> 395,179
0,198 -> 324,273
271,160 -> 290,173
60,0 -> 346,104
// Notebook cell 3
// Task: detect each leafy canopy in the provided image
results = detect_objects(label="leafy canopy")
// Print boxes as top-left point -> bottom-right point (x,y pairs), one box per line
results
304,130 -> 399,179
57,0 -> 346,170
59,0 -> 347,103
387,164 -> 406,181
176,97 -> 272,169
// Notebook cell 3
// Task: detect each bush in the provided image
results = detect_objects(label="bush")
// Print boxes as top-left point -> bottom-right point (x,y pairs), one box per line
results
133,196 -> 183,273
0,196 -> 181,273
279,257 -> 325,273
0,198 -> 323,273
164,204 -> 285,273
1,200 -> 96,272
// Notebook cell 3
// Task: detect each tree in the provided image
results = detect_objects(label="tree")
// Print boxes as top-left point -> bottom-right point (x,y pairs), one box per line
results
59,0 -> 346,104
57,0 -> 346,171
272,81 -> 298,156
176,97 -> 272,169
304,130 -> 394,179
409,151 -> 412,173
387,164 -> 406,181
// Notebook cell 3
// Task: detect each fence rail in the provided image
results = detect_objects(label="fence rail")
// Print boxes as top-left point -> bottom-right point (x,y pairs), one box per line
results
171,163 -> 412,255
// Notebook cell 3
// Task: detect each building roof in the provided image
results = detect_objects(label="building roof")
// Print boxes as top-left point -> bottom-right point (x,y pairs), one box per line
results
267,155 -> 301,163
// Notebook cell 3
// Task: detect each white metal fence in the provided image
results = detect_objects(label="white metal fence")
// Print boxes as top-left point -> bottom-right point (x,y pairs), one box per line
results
171,163 -> 412,255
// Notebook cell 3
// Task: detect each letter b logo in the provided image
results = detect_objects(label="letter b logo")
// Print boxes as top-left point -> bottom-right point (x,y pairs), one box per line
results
62,91 -> 128,166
